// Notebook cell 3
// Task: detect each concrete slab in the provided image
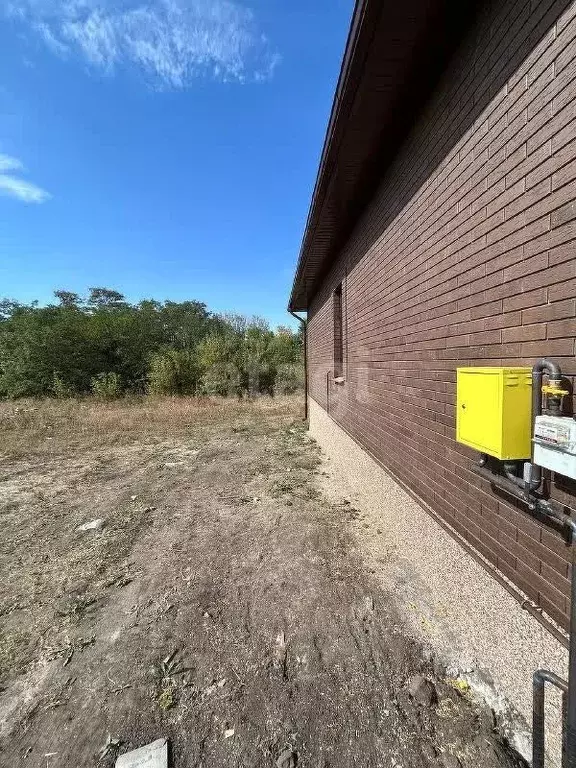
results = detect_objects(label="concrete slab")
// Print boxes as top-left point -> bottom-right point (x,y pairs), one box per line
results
115,739 -> 168,768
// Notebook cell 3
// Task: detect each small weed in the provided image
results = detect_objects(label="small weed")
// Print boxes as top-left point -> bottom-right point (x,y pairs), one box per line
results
152,650 -> 192,711
156,685 -> 177,710
154,649 -> 191,679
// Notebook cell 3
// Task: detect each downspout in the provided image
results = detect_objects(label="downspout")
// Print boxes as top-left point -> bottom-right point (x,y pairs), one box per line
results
289,310 -> 308,421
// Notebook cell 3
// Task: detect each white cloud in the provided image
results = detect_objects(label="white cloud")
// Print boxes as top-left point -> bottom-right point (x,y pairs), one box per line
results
0,155 -> 23,173
7,0 -> 280,87
0,154 -> 50,203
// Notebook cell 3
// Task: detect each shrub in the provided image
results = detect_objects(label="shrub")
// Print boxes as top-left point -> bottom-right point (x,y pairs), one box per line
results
0,290 -> 304,401
91,372 -> 123,400
52,373 -> 76,399
197,333 -> 242,397
274,363 -> 305,395
200,361 -> 243,397
147,350 -> 200,396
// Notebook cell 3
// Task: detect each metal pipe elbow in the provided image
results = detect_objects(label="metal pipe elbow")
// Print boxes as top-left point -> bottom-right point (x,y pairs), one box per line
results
502,462 -> 529,490
532,358 -> 562,380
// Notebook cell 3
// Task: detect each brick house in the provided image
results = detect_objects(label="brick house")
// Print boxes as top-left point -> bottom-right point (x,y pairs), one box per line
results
289,0 -> 576,633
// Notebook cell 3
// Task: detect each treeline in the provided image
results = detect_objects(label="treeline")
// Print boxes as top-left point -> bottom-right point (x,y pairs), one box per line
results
0,288 -> 303,399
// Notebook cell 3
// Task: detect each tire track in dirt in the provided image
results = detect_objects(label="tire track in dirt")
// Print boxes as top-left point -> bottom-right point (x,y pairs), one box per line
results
1,420 -> 526,767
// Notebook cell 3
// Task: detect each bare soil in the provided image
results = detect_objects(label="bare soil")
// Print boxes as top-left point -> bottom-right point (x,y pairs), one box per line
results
0,396 -> 526,767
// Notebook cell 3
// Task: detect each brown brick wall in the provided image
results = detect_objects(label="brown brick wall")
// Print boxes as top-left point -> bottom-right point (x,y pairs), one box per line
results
307,0 -> 576,630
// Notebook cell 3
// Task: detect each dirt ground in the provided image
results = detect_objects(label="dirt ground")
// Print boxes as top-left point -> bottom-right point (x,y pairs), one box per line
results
0,396 -> 526,768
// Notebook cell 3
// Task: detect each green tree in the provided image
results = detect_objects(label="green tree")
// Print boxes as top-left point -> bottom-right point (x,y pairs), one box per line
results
87,287 -> 127,311
198,315 -> 284,398
0,303 -> 94,397
197,329 -> 243,397
148,350 -> 201,395
0,290 -> 304,400
54,290 -> 81,308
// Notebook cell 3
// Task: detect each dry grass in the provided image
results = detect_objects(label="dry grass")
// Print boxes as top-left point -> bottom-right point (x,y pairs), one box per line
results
0,394 -> 304,456
0,394 -> 305,689
0,391 -> 527,768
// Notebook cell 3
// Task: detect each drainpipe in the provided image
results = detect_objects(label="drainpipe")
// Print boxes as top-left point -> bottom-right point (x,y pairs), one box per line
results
289,310 -> 308,421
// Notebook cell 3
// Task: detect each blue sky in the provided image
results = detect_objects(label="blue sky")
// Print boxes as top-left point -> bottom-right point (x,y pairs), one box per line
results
0,0 -> 353,327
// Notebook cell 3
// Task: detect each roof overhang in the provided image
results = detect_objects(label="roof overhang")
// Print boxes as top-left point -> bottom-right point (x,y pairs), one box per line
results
289,0 -> 478,312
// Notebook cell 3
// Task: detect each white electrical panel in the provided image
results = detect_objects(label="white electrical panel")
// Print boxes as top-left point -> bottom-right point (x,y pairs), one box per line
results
533,415 -> 576,480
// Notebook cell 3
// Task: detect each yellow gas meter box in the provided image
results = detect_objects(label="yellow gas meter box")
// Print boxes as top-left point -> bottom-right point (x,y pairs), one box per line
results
456,367 -> 532,460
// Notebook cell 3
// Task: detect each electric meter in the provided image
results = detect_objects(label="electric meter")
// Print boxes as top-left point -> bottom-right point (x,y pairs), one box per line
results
533,415 -> 576,480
